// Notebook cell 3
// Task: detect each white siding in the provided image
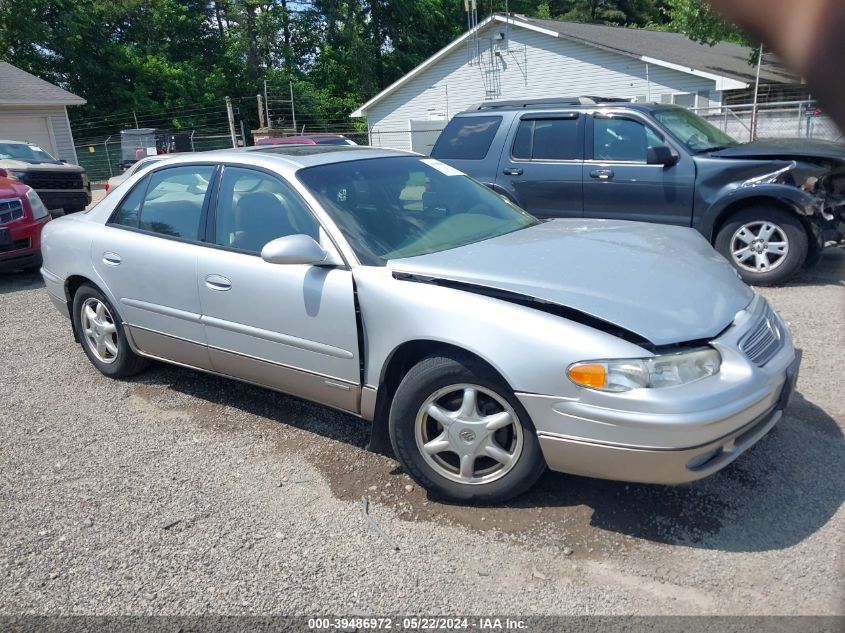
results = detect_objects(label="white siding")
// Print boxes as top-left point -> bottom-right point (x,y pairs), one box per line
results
0,105 -> 79,164
365,24 -> 719,151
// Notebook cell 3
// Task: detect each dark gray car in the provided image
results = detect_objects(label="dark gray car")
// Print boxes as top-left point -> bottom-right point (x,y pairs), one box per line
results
430,97 -> 845,285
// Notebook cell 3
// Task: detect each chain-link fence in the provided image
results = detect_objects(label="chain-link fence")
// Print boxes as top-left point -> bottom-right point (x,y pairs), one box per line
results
692,100 -> 842,143
70,98 -> 255,181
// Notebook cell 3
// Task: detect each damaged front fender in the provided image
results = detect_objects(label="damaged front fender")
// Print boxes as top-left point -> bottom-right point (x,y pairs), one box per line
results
696,157 -> 845,242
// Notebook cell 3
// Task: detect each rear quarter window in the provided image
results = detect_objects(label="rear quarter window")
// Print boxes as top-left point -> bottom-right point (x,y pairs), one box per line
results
431,116 -> 502,160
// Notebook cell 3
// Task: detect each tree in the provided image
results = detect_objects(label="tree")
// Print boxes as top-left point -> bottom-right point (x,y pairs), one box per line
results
663,0 -> 746,45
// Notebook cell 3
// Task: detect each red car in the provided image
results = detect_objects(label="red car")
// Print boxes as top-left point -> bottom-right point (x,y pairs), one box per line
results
0,175 -> 51,272
254,134 -> 356,146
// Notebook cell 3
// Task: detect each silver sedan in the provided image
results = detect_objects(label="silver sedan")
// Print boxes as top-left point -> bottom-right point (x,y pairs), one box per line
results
39,146 -> 801,502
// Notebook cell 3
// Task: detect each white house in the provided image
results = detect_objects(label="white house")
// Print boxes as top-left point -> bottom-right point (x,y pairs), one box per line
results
0,62 -> 86,164
351,14 -> 798,153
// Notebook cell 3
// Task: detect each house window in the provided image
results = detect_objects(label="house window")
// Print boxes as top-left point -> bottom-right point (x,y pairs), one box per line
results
671,93 -> 696,108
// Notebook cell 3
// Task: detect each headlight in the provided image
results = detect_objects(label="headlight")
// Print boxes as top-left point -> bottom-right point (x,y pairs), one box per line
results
568,348 -> 721,392
2,168 -> 19,180
26,188 -> 50,219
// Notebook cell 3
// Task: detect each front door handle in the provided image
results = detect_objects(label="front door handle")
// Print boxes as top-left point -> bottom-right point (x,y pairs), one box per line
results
502,167 -> 523,176
589,169 -> 614,180
102,252 -> 122,266
205,274 -> 232,291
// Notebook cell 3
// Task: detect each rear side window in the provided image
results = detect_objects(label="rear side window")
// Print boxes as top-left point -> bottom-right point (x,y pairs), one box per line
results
431,116 -> 501,160
512,117 -> 581,160
110,165 -> 215,240
141,166 -> 214,239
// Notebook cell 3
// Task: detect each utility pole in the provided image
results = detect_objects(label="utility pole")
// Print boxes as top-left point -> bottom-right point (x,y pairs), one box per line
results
290,81 -> 297,134
225,96 -> 238,148
264,80 -> 272,129
750,43 -> 763,142
257,94 -> 266,129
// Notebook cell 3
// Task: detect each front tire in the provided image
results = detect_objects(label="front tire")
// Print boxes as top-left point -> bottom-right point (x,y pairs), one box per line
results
715,206 -> 808,286
389,355 -> 546,503
72,283 -> 150,378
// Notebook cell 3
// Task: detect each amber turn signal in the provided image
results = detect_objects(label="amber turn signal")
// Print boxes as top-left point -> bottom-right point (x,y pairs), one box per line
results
567,363 -> 607,389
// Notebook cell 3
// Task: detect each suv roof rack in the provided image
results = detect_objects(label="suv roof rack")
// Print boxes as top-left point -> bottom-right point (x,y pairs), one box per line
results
468,96 -> 633,111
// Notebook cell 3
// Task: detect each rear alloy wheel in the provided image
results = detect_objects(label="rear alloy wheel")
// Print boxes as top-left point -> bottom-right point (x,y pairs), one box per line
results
72,283 -> 150,378
389,355 -> 546,503
715,206 -> 808,286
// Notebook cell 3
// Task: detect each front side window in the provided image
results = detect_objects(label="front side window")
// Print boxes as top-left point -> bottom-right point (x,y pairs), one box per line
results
430,116 -> 502,160
512,117 -> 581,160
297,156 -> 537,265
593,117 -> 664,162
213,166 -> 319,253
110,165 -> 214,240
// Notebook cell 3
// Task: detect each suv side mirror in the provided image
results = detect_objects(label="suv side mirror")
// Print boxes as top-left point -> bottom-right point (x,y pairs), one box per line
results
261,234 -> 340,266
647,145 -> 679,167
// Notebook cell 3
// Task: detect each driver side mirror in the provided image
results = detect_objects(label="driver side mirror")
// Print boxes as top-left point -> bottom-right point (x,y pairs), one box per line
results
261,234 -> 341,266
647,145 -> 679,167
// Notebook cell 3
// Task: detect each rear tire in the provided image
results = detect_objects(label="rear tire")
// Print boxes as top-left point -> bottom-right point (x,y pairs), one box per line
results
389,355 -> 546,503
714,206 -> 808,286
71,283 -> 150,378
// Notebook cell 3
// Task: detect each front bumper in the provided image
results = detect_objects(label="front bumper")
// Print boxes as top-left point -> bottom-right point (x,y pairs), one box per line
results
37,190 -> 91,212
519,296 -> 800,484
0,215 -> 49,272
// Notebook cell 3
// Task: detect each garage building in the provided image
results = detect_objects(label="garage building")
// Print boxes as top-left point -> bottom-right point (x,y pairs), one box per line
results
0,61 -> 85,164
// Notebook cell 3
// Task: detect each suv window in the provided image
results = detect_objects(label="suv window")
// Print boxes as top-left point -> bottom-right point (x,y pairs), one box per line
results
512,117 -> 581,160
431,116 -> 502,160
593,117 -> 662,162
213,166 -> 319,253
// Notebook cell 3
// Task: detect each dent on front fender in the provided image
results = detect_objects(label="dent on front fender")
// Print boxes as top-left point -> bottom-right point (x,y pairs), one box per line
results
696,157 -> 845,239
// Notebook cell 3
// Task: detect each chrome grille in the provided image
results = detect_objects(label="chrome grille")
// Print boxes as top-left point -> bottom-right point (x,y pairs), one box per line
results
0,197 -> 24,224
740,306 -> 782,367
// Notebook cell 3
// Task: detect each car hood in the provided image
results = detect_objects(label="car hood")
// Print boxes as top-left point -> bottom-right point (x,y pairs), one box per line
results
711,138 -> 845,161
388,220 -> 753,346
0,158 -> 85,172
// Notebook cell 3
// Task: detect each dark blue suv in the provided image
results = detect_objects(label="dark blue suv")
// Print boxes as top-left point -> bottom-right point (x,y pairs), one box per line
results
430,97 -> 845,285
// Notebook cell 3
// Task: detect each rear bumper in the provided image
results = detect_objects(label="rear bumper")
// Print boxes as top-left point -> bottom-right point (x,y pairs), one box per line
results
41,266 -> 70,318
526,349 -> 801,484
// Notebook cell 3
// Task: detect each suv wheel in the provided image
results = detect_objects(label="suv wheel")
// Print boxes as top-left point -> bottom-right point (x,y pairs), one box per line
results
389,355 -> 546,503
715,206 -> 808,286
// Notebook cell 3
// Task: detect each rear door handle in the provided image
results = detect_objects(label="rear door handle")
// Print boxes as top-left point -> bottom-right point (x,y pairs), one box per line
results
589,169 -> 614,180
502,167 -> 523,176
102,252 -> 122,266
205,274 -> 232,291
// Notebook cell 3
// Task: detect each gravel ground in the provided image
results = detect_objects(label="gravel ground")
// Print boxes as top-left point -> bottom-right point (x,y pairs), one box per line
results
0,239 -> 843,616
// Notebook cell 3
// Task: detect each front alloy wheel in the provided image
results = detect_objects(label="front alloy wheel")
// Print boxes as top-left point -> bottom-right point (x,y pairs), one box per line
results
715,206 -> 808,286
730,221 -> 789,273
415,384 -> 524,485
390,355 -> 546,503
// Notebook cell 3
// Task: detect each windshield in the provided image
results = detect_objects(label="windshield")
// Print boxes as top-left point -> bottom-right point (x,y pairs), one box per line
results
297,156 -> 538,265
0,142 -> 58,162
652,107 -> 737,152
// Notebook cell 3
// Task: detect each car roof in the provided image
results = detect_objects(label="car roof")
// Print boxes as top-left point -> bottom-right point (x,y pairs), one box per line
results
237,144 -> 415,168
153,145 -> 417,171
0,139 -> 31,145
